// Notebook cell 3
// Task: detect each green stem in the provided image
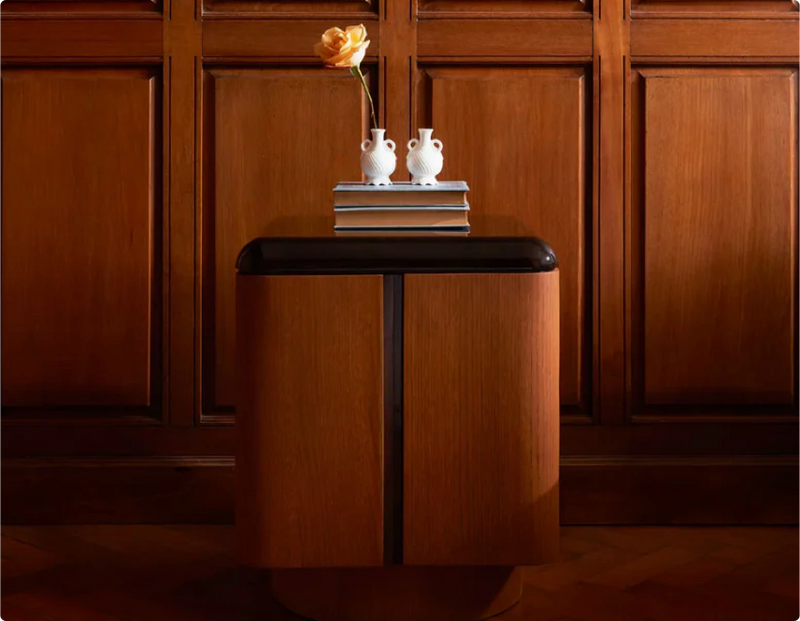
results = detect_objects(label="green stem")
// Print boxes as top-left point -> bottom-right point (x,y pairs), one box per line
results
352,65 -> 378,130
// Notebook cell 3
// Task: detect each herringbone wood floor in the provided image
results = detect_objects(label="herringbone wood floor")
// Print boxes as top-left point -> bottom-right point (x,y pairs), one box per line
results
2,526 -> 797,621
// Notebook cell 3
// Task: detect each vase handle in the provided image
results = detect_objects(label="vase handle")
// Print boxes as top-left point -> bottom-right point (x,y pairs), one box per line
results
432,139 -> 443,152
361,139 -> 372,152
385,139 -> 396,153
407,138 -> 419,151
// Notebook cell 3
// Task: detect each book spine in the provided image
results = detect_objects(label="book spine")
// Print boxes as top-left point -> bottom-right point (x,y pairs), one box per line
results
333,204 -> 470,211
333,225 -> 471,231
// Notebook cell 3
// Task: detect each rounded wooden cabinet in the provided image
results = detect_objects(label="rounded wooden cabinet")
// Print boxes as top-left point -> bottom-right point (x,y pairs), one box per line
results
235,222 -> 560,621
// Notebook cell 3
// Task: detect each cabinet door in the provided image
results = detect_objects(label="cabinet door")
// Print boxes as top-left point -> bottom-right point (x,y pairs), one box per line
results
404,272 -> 560,566
236,274 -> 384,568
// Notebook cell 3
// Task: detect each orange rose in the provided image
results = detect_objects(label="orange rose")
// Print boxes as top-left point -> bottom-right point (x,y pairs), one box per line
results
313,24 -> 370,68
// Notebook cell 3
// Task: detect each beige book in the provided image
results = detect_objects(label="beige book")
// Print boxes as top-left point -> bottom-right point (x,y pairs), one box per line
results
334,191 -> 468,207
335,229 -> 469,237
334,208 -> 469,229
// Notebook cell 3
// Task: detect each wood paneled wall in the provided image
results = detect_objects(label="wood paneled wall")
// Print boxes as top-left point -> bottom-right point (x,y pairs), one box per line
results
2,0 -> 797,523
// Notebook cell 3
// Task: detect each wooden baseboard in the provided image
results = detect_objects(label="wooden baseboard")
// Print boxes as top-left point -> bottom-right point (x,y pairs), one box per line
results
561,455 -> 799,525
1,457 -> 235,524
2,455 -> 797,525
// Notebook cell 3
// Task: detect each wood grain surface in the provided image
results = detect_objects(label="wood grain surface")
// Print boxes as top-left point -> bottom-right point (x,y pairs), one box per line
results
2,0 -> 798,526
2,525 -> 798,621
205,68 -> 371,412
561,455 -> 799,524
638,69 -> 796,406
2,457 -> 235,524
630,20 -> 798,58
594,0 -> 628,425
418,0 -> 588,17
164,0 -> 202,428
271,566 -> 522,621
203,20 -> 381,59
416,67 -> 587,413
1,69 -> 158,409
203,0 -> 375,18
417,20 -> 592,58
0,525 -> 800,621
235,275 -> 384,568
403,272 -> 560,565
0,21 -> 163,58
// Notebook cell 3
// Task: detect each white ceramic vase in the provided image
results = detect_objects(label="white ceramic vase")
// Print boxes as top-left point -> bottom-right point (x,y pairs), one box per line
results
406,128 -> 443,185
360,129 -> 397,185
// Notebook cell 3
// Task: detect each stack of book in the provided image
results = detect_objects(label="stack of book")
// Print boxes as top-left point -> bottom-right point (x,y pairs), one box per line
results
333,181 -> 469,231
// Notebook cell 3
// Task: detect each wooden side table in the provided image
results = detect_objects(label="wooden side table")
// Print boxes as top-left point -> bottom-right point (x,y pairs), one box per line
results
235,219 -> 560,621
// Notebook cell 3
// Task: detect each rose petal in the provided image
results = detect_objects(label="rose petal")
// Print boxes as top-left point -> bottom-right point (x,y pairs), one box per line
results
325,50 -> 352,65
329,39 -> 368,67
324,46 -> 353,64
321,27 -> 345,45
314,42 -> 336,61
348,43 -> 368,67
345,24 -> 367,44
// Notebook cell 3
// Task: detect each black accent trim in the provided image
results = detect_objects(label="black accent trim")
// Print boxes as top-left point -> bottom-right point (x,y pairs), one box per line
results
382,274 -> 404,565
236,237 -> 558,276
392,275 -> 404,564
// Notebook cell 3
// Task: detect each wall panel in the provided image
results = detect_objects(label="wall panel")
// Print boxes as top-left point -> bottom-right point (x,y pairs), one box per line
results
0,21 -> 163,58
630,0 -> 797,17
202,67 -> 373,416
417,21 -> 592,58
1,0 -> 797,524
417,0 -> 590,19
203,21 -> 381,59
202,0 -> 376,17
0,0 -> 161,16
630,21 -> 798,58
1,68 -> 161,416
415,67 -> 590,415
630,68 -> 797,414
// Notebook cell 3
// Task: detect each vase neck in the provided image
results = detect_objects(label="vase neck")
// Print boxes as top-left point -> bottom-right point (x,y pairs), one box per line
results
371,128 -> 386,143
418,128 -> 433,145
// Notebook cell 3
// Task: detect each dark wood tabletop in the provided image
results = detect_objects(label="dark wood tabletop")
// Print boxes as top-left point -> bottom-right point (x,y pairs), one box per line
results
236,216 -> 558,275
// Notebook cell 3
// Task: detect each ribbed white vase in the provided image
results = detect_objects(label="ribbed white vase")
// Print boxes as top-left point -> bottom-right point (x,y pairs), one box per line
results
406,128 -> 443,185
360,129 -> 397,186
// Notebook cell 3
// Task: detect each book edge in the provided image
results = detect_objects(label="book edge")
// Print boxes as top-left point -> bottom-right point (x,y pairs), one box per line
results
333,225 -> 471,231
334,204 -> 470,211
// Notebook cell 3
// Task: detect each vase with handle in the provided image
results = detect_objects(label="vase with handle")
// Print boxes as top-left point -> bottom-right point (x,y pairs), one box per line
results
360,129 -> 397,185
406,128 -> 443,185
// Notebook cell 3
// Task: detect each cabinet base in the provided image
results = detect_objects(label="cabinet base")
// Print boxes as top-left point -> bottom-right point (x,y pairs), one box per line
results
271,566 -> 522,621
